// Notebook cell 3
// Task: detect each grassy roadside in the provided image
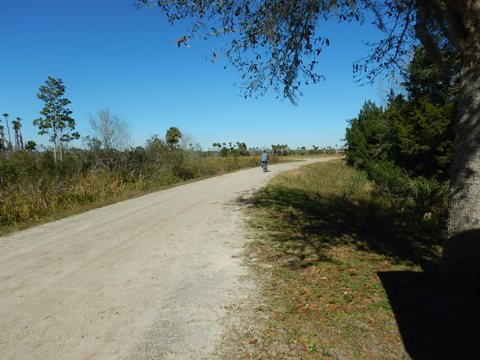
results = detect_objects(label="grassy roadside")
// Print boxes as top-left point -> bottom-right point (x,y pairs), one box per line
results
0,155 -> 293,236
218,160 -> 480,359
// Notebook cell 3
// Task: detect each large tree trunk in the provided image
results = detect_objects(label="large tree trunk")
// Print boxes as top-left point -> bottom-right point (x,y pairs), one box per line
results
442,54 -> 480,296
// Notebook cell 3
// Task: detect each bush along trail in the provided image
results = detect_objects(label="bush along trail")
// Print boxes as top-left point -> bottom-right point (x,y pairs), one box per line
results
217,160 -> 480,360
0,149 -> 290,235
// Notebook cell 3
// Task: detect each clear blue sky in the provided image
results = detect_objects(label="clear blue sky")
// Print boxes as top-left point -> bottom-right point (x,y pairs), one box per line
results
1,0 -> 392,150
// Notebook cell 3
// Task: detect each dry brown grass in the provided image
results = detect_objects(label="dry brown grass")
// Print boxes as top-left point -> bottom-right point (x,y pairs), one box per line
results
0,155 -> 290,235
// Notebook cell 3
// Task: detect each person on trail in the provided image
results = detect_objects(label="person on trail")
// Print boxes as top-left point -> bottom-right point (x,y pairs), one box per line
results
261,150 -> 268,171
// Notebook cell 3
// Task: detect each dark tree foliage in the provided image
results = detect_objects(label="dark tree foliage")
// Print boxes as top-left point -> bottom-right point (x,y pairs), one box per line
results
386,94 -> 454,180
345,100 -> 387,169
403,46 -> 459,106
346,46 -> 456,181
391,45 -> 457,179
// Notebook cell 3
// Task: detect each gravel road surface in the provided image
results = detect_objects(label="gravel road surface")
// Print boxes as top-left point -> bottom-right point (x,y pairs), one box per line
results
0,158 -> 333,359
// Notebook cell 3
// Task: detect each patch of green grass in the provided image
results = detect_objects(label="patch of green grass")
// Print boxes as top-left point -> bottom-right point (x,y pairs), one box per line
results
217,160 -> 473,360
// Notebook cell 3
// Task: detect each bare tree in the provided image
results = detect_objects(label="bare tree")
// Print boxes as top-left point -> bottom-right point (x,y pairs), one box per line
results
180,132 -> 200,151
87,109 -> 132,151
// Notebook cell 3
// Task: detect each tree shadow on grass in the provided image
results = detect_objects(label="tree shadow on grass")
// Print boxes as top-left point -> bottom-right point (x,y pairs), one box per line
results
379,271 -> 480,359
244,185 -> 445,270
241,185 -> 480,358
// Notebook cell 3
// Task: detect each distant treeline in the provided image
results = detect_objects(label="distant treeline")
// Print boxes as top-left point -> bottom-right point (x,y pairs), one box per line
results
209,142 -> 341,157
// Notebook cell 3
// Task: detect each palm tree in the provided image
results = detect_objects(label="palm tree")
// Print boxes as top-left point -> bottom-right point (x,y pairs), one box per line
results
12,117 -> 24,149
212,142 -> 222,152
2,113 -> 12,149
165,126 -> 182,148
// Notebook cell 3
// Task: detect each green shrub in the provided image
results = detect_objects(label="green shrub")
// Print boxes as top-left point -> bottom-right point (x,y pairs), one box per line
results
411,177 -> 448,215
367,160 -> 412,199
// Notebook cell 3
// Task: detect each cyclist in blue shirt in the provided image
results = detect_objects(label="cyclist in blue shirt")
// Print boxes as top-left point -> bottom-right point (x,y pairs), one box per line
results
261,150 -> 268,171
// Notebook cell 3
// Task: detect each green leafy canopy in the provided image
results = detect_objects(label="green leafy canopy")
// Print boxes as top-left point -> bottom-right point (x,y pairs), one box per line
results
34,76 -> 79,144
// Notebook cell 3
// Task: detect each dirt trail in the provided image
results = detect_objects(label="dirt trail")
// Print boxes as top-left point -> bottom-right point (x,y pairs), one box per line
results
0,158 -> 334,359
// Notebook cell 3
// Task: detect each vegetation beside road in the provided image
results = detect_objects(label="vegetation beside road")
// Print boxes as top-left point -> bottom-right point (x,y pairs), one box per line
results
219,160 -> 479,359
0,145 -> 289,235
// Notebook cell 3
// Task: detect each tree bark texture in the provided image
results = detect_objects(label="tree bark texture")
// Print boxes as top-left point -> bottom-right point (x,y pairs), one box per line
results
442,2 -> 480,295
